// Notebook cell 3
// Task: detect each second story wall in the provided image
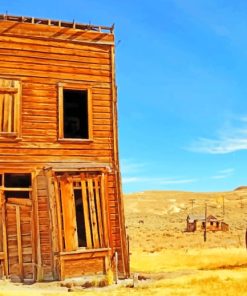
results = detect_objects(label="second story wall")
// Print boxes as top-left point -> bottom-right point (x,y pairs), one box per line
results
0,18 -> 116,166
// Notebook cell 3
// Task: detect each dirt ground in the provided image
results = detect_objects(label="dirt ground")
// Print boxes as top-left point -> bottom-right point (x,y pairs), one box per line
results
1,188 -> 247,295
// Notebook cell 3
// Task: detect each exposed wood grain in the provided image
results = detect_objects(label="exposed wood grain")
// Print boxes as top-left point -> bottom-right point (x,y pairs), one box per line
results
16,206 -> 24,280
94,176 -> 104,247
7,198 -> 31,206
0,21 -> 114,44
53,178 -> 63,253
32,170 -> 42,281
101,173 -> 110,248
110,44 -> 129,275
88,88 -> 93,140
0,15 -> 128,279
0,94 -> 3,133
80,178 -> 92,248
1,191 -> 8,275
45,169 -> 57,279
60,176 -> 78,251
0,36 -> 111,56
0,53 -> 111,70
87,178 -> 100,248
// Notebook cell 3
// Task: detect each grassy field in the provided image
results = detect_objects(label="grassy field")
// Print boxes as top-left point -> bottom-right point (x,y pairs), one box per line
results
1,188 -> 247,295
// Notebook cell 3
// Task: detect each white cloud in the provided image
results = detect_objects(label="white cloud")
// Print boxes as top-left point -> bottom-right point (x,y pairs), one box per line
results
160,178 -> 197,185
121,159 -> 197,187
188,116 -> 247,154
122,177 -> 142,184
120,159 -> 146,175
211,168 -> 234,180
122,176 -> 197,185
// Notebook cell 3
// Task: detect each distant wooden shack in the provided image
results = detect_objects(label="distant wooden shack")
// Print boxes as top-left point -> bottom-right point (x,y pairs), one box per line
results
0,15 -> 129,282
186,215 -> 229,232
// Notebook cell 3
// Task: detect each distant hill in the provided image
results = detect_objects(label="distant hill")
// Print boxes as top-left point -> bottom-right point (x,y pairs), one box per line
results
124,189 -> 247,251
234,186 -> 247,191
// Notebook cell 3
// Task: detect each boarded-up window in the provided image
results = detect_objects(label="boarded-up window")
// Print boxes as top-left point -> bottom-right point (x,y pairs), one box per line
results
58,83 -> 92,140
0,79 -> 21,138
56,173 -> 108,252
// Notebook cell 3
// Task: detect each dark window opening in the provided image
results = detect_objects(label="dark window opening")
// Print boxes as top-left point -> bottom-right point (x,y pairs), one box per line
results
63,89 -> 88,139
210,221 -> 214,226
74,189 -> 87,247
5,173 -> 31,188
202,222 -> 205,229
5,191 -> 30,199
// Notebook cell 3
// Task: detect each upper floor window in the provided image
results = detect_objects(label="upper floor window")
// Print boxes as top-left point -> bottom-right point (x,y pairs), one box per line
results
0,78 -> 21,140
58,83 -> 92,141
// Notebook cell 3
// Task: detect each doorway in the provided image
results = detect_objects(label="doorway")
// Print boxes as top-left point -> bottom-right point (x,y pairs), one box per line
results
0,173 -> 34,282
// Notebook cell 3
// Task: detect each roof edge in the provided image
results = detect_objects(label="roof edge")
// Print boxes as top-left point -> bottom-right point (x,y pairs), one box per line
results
0,14 -> 114,33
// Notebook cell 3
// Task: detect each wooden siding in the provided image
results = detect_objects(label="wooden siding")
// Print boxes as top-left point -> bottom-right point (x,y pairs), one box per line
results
36,171 -> 53,280
0,20 -> 114,164
0,18 -> 128,279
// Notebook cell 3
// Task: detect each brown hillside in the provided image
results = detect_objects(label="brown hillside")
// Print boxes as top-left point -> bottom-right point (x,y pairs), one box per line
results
235,186 -> 247,191
124,190 -> 247,252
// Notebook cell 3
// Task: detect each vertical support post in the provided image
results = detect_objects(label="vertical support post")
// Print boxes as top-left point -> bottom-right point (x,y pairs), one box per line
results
32,170 -> 42,281
53,176 -> 63,252
45,169 -> 59,280
114,251 -> 118,284
1,192 -> 8,276
191,199 -> 195,215
81,176 -> 92,249
101,173 -> 110,249
204,202 -> 207,242
16,206 -> 23,281
111,44 -> 129,276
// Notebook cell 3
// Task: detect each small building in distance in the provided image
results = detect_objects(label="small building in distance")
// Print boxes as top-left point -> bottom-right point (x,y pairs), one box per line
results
186,214 -> 229,232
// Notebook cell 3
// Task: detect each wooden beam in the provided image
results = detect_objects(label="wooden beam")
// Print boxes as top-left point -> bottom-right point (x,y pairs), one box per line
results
0,94 -> 3,133
30,196 -> 36,282
87,88 -> 93,140
13,80 -> 21,135
60,175 -> 78,251
32,170 -> 42,281
80,176 -> 92,248
0,87 -> 18,94
45,169 -> 58,279
7,198 -> 32,206
58,83 -> 64,139
111,44 -> 129,275
87,178 -> 99,248
16,206 -> 24,281
1,191 -> 8,276
94,176 -> 104,247
53,176 -> 63,252
101,173 -> 110,248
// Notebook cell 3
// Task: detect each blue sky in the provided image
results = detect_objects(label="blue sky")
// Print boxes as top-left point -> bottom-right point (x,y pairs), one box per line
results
3,0 -> 247,193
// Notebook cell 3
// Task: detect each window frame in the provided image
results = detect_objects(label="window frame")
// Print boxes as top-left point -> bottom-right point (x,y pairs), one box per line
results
0,172 -> 32,200
54,172 -> 109,253
58,82 -> 93,142
0,78 -> 21,141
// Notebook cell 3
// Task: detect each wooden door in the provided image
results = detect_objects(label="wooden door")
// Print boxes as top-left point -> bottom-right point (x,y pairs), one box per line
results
5,198 -> 34,282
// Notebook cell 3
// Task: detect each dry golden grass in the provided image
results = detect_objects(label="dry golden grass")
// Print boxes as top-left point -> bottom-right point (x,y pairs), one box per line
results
131,248 -> 247,272
1,189 -> 247,295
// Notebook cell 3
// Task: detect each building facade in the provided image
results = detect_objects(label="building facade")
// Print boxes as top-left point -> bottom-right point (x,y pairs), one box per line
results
0,15 -> 129,282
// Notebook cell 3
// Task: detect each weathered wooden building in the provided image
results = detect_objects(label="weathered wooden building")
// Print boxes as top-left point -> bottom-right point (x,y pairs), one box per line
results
0,14 -> 129,282
186,215 -> 229,232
